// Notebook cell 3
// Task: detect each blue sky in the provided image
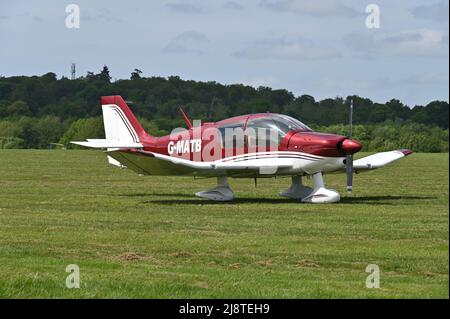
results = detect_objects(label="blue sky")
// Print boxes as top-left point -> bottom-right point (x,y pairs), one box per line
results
0,0 -> 448,106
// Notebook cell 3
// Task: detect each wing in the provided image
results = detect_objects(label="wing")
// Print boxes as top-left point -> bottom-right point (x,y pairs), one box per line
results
346,149 -> 413,173
107,149 -> 293,177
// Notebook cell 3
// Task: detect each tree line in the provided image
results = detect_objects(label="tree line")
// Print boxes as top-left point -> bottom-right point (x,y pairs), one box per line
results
0,66 -> 448,152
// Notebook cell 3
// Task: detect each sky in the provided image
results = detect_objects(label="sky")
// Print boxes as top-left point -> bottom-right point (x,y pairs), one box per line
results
0,0 -> 448,107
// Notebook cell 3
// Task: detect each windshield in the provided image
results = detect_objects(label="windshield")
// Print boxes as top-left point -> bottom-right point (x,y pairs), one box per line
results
270,114 -> 312,134
245,114 -> 312,147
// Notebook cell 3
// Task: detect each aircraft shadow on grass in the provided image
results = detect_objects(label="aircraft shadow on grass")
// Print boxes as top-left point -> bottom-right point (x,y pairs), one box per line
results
119,193 -> 436,206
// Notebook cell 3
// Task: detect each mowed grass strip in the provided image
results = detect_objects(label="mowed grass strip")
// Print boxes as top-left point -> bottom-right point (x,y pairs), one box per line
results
0,150 -> 448,298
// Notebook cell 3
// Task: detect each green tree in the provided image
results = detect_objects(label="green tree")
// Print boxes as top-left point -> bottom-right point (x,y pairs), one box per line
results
130,69 -> 143,80
98,65 -> 112,82
59,117 -> 104,147
33,116 -> 65,148
7,100 -> 31,117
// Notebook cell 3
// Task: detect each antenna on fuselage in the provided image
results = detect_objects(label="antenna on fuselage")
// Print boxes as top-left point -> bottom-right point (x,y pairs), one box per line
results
179,106 -> 193,129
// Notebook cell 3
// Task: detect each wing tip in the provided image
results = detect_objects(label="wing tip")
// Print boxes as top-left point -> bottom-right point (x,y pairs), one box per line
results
399,149 -> 414,156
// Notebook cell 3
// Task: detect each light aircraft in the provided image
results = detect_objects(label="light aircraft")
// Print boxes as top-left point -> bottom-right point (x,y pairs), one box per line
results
72,95 -> 413,203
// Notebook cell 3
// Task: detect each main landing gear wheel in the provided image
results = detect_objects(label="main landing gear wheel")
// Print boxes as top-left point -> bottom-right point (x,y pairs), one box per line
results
195,176 -> 235,201
279,176 -> 313,200
280,173 -> 340,203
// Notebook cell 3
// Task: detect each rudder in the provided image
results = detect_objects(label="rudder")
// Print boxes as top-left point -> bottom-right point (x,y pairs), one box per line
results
101,95 -> 149,143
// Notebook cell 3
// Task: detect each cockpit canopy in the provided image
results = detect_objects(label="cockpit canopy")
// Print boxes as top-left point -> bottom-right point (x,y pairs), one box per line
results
246,114 -> 312,147
246,114 -> 312,137
216,113 -> 312,148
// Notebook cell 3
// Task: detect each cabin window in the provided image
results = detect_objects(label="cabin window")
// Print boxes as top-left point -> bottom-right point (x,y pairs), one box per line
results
246,117 -> 281,150
217,122 -> 245,149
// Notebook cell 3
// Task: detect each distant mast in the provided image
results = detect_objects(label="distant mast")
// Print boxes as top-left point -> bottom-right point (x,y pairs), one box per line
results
70,63 -> 76,80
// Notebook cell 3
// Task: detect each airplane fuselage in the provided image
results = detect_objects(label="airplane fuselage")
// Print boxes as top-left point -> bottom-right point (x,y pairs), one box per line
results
117,113 -> 360,177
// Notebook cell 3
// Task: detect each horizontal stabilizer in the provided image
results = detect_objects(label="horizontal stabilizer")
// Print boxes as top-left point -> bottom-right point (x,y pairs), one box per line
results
71,140 -> 143,149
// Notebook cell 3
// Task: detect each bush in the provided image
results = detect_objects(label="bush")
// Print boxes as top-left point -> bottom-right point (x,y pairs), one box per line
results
317,122 -> 448,153
59,117 -> 105,147
0,136 -> 24,149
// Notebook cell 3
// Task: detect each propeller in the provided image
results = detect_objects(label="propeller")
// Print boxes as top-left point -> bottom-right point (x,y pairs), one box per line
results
346,99 -> 354,194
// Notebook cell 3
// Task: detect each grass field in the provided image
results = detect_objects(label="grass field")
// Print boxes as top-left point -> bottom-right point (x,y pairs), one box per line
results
0,150 -> 448,298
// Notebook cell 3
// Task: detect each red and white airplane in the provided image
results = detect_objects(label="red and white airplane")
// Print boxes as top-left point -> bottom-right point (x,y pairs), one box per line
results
72,95 -> 413,203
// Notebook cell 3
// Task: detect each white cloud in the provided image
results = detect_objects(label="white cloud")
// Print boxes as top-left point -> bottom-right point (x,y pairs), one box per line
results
344,29 -> 449,58
224,1 -> 244,11
260,0 -> 360,17
163,31 -> 210,55
84,8 -> 123,23
411,1 -> 449,23
318,72 -> 449,92
165,2 -> 209,14
233,36 -> 341,60
405,72 -> 449,86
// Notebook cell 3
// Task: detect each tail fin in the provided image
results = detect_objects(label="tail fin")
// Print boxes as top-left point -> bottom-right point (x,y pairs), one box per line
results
101,95 -> 149,143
